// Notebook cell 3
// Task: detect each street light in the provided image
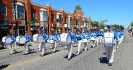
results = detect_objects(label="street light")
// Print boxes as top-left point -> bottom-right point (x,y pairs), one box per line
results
12,0 -> 18,37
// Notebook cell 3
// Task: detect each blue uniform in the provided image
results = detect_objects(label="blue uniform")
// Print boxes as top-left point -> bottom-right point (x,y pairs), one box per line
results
70,32 -> 76,42
43,33 -> 48,42
11,36 -> 16,42
25,35 -> 31,42
76,33 -> 83,40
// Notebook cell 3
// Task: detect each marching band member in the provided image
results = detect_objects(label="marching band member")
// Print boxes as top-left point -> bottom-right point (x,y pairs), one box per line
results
76,30 -> 83,55
57,32 -> 63,47
82,31 -> 89,51
48,33 -> 54,49
51,32 -> 58,53
24,31 -> 32,55
114,30 -> 119,52
67,27 -> 76,60
40,28 -> 48,56
98,31 -> 104,44
104,25 -> 116,66
91,31 -> 98,48
10,32 -> 17,54
38,28 -> 42,52
121,30 -> 124,42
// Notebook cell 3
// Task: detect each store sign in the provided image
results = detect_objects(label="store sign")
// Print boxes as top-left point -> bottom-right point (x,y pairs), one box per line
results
35,23 -> 39,26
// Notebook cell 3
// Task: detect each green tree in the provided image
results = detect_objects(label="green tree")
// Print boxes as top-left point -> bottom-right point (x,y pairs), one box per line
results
99,19 -> 108,29
90,20 -> 99,28
130,21 -> 133,26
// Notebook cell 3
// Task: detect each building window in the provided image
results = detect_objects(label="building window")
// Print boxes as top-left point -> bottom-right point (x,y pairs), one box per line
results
17,5 -> 25,19
70,17 -> 72,24
76,19 -> 80,25
82,21 -> 84,25
43,11 -> 47,22
59,15 -> 62,23
52,14 -> 54,22
40,10 -> 48,22
0,3 -> 6,15
33,10 -> 36,19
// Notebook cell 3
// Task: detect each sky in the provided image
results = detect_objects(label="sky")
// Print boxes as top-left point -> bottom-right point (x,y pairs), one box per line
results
31,0 -> 133,28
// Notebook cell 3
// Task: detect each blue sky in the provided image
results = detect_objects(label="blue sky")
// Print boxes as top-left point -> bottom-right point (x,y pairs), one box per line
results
31,0 -> 133,28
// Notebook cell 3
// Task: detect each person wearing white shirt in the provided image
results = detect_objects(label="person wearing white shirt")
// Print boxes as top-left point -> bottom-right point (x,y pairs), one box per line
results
104,25 -> 115,66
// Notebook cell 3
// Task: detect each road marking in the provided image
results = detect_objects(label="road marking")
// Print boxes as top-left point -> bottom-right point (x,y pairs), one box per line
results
2,49 -> 67,70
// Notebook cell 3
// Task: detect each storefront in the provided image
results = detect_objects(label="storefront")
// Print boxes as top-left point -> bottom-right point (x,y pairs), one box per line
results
31,22 -> 40,35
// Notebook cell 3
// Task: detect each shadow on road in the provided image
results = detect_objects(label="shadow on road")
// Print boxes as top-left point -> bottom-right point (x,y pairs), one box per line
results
0,64 -> 10,69
99,57 -> 108,64
64,54 -> 77,59
103,53 -> 106,55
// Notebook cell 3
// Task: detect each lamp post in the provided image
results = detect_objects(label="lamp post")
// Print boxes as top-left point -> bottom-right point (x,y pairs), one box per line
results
12,0 -> 18,37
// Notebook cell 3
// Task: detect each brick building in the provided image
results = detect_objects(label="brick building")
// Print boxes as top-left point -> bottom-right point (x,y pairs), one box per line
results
0,0 -> 91,42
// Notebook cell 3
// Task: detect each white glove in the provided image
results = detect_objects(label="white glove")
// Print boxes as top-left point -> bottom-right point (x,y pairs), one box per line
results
71,41 -> 74,43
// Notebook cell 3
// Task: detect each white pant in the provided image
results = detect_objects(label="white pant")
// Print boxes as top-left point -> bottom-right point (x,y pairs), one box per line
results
24,41 -> 31,54
92,40 -> 97,48
40,42 -> 46,55
105,46 -> 114,63
84,42 -> 88,51
77,40 -> 83,54
10,42 -> 16,54
51,41 -> 57,52
99,36 -> 102,44
67,43 -> 73,59
38,43 -> 42,51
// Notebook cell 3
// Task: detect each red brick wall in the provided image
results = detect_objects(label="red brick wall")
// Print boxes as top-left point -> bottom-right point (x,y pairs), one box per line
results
31,4 -> 41,22
0,0 -> 13,19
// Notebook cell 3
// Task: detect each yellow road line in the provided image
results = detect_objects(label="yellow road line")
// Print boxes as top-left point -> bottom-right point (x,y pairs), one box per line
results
2,49 -> 67,70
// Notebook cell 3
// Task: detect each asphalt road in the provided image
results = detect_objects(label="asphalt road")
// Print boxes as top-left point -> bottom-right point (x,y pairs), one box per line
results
0,30 -> 133,70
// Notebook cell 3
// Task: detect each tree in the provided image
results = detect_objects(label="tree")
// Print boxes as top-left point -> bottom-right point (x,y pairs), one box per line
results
113,24 -> 124,30
98,19 -> 108,29
130,21 -> 133,26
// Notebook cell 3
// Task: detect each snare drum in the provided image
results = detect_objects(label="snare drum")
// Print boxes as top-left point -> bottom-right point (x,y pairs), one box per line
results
49,40 -> 54,44
33,34 -> 44,43
82,39 -> 87,42
16,36 -> 26,44
60,33 -> 71,46
90,37 -> 95,41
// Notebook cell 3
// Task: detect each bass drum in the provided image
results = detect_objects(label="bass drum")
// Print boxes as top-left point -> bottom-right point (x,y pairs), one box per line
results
2,36 -> 6,43
60,33 -> 71,46
33,34 -> 44,43
104,33 -> 114,47
2,36 -> 12,44
16,36 -> 26,44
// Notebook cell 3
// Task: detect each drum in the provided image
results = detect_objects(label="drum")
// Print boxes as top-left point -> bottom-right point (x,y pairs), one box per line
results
60,33 -> 71,46
33,34 -> 44,43
82,39 -> 87,42
104,33 -> 114,47
2,36 -> 6,43
5,37 -> 12,44
87,39 -> 90,43
49,40 -> 54,44
2,36 -> 12,44
90,37 -> 95,41
16,36 -> 26,44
